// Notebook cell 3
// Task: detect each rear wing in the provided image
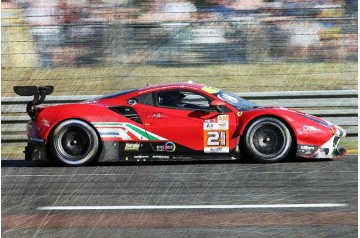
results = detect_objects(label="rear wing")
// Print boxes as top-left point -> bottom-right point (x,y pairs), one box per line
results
13,86 -> 54,119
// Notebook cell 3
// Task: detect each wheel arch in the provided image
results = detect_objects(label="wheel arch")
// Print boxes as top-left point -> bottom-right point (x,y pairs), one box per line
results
240,114 -> 297,155
46,117 -> 101,141
46,117 -> 103,162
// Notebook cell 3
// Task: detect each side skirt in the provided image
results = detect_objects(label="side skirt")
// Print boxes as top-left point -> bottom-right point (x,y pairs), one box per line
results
98,141 -> 240,162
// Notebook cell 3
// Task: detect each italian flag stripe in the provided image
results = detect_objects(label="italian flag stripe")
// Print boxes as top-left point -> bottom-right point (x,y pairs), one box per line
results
92,122 -> 166,141
126,124 -> 159,140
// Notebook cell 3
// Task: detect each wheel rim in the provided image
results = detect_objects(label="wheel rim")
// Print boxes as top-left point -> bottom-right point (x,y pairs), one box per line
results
251,122 -> 286,158
51,120 -> 99,166
60,126 -> 91,159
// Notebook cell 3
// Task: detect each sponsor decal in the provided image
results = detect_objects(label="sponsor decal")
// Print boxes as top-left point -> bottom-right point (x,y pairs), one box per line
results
156,145 -> 165,152
134,155 -> 149,159
41,118 -> 50,127
299,145 -> 316,155
173,156 -> 192,160
303,125 -> 321,133
204,147 -> 229,153
124,143 -> 141,151
81,100 -> 99,104
152,155 -> 170,159
156,142 -> 176,152
165,142 -> 176,152
217,115 -> 229,122
148,112 -> 166,119
204,115 -> 229,130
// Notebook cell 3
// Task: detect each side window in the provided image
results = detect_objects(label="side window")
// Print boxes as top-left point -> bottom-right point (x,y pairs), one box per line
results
157,90 -> 211,110
135,92 -> 154,106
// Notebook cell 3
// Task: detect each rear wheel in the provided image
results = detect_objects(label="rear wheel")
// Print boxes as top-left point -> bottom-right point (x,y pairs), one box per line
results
50,119 -> 99,166
244,117 -> 292,163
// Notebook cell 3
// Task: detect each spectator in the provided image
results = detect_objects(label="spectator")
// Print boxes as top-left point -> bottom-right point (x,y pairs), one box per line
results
24,0 -> 60,68
141,0 -> 197,65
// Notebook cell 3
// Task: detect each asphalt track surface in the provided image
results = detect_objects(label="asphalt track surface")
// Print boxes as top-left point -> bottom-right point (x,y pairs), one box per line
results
2,155 -> 358,238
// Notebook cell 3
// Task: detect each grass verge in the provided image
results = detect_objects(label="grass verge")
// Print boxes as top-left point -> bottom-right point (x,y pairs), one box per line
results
2,62 -> 357,96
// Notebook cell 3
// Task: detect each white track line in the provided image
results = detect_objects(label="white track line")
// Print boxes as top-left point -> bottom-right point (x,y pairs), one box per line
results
37,203 -> 348,211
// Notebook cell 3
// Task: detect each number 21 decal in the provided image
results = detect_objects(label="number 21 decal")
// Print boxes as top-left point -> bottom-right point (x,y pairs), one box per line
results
204,130 -> 229,153
207,131 -> 226,146
203,115 -> 230,153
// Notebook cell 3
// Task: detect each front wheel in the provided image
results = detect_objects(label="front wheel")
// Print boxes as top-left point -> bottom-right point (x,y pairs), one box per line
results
50,119 -> 99,166
244,117 -> 292,163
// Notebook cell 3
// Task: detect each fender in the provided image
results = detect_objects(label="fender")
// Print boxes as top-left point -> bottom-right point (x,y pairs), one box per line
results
238,108 -> 333,148
35,103 -> 144,141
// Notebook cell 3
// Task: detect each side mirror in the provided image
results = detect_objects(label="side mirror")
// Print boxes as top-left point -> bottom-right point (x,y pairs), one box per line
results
210,100 -> 226,113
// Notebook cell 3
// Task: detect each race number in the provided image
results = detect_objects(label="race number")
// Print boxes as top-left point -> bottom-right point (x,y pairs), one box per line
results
204,130 -> 229,153
207,131 -> 226,146
203,115 -> 230,153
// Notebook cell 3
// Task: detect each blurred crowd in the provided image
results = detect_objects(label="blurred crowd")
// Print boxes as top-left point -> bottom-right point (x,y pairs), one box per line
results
1,0 -> 358,68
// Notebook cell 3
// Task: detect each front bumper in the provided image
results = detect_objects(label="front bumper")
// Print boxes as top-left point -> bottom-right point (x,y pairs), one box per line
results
297,125 -> 347,159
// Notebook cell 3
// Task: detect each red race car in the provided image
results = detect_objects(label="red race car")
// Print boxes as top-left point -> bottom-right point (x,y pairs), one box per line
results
14,83 -> 347,166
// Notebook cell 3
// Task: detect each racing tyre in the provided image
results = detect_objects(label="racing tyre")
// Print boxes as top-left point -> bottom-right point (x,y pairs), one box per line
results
50,119 -> 99,166
244,117 -> 292,163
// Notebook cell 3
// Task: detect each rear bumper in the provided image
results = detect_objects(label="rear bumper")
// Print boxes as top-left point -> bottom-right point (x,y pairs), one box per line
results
25,138 -> 47,161
25,120 -> 47,161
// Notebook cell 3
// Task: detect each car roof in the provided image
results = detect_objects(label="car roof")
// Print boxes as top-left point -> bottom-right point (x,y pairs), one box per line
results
137,82 -> 204,94
94,82 -> 207,102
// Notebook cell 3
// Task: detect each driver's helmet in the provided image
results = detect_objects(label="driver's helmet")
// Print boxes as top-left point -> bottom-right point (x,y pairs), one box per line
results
159,91 -> 185,106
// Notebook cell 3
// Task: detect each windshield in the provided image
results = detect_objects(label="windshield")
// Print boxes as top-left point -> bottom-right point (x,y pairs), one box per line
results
215,90 -> 257,110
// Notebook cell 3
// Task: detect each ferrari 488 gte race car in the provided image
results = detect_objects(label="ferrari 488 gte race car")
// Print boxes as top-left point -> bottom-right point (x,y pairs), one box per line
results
14,83 -> 347,166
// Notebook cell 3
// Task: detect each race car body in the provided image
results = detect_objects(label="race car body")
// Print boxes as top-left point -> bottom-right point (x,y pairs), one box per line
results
15,83 -> 347,166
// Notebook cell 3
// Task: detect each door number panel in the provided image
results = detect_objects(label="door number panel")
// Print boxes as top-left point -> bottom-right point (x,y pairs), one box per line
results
203,115 -> 230,153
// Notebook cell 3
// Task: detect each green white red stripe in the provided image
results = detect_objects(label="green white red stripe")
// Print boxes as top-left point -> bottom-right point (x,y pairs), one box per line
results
92,122 -> 167,141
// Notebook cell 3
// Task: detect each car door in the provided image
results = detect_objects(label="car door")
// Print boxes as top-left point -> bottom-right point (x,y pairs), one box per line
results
142,89 -> 238,155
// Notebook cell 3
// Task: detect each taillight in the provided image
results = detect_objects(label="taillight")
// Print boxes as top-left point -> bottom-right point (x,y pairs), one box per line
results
27,120 -> 40,138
